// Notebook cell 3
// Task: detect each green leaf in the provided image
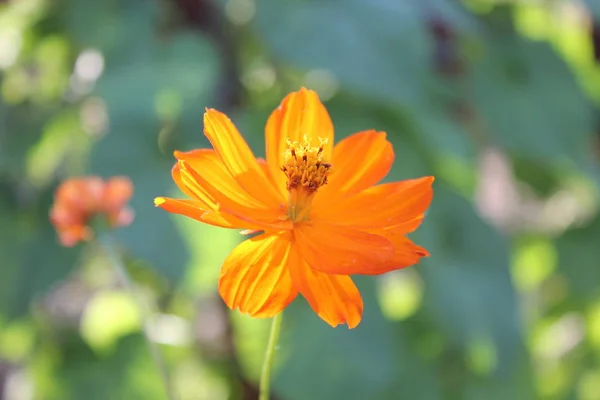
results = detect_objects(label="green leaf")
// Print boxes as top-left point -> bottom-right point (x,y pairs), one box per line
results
62,0 -> 158,57
470,18 -> 593,166
462,350 -> 535,400
90,124 -> 189,283
275,279 -> 441,400
583,0 -> 600,19
0,186 -> 78,319
44,334 -> 166,400
0,190 -> 24,318
556,215 -> 600,301
88,3 -> 220,282
254,0 -> 432,106
14,218 -> 79,318
0,103 -> 52,180
416,185 -> 522,372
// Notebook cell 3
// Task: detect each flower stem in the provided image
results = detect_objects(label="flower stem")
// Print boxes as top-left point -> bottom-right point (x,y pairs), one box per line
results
98,234 -> 177,400
259,312 -> 283,400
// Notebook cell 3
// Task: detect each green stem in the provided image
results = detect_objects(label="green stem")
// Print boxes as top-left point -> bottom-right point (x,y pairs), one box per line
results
98,235 -> 177,400
259,312 -> 283,400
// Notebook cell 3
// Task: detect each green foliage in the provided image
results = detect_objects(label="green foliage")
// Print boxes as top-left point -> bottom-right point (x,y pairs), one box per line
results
255,0 -> 431,107
1,0 -> 599,399
276,281 -> 441,400
41,334 -> 166,399
470,21 -> 593,165
557,216 -> 600,302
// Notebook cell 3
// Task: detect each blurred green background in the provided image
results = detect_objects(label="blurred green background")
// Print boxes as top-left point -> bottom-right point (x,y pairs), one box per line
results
1,0 -> 600,399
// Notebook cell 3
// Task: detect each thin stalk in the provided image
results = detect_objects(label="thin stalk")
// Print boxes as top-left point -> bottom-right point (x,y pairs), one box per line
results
98,234 -> 177,400
259,312 -> 283,400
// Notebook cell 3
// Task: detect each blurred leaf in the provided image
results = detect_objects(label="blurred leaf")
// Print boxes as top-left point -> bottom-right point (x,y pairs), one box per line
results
96,31 -> 218,130
556,214 -> 600,301
62,0 -> 158,57
89,1 -> 219,283
26,108 -> 90,186
0,189 -> 22,318
512,157 -> 562,196
471,17 -> 593,166
16,225 -> 79,315
0,103 -> 52,179
80,290 -> 140,353
275,280 -> 441,400
423,0 -> 480,31
254,0 -> 432,106
412,105 -> 475,163
416,185 -> 522,372
0,186 -> 78,319
462,350 -> 535,400
583,0 -> 600,19
47,334 -> 165,400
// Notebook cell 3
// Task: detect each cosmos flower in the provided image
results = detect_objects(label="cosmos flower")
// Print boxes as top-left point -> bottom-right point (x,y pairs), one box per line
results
50,176 -> 134,247
155,88 -> 433,328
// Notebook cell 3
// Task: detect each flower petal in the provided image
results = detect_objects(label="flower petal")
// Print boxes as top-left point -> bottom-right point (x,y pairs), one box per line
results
178,161 -> 292,231
154,197 -> 265,230
171,158 -> 197,201
204,109 -> 283,207
108,207 -> 134,227
218,232 -> 298,318
101,176 -> 134,213
367,229 -> 430,272
174,149 -> 265,209
257,157 -> 280,192
312,176 -> 434,229
386,215 -> 425,235
317,130 -> 393,201
288,246 -> 363,328
50,203 -> 82,226
294,222 -> 394,275
168,149 -> 292,230
56,225 -> 93,247
265,88 -> 334,194
56,177 -> 104,213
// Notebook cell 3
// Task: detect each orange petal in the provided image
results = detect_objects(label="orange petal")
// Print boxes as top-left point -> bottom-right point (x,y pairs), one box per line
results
294,222 -> 394,275
312,176 -> 434,229
385,215 -> 425,235
317,130 -> 394,202
56,225 -> 93,247
204,109 -> 283,207
265,88 -> 334,195
108,207 -> 134,227
171,159 -> 197,201
56,177 -> 103,213
173,150 -> 291,229
102,176 -> 133,213
178,161 -> 292,231
218,232 -> 298,318
50,203 -> 82,226
257,157 -> 280,192
154,197 -> 265,231
174,149 -> 265,209
288,246 -> 363,328
368,229 -> 430,272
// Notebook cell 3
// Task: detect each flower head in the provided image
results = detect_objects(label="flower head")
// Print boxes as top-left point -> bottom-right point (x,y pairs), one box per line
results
50,176 -> 134,247
155,88 -> 434,328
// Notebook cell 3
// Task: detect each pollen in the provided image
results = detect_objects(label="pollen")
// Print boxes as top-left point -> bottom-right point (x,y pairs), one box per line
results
281,135 -> 331,193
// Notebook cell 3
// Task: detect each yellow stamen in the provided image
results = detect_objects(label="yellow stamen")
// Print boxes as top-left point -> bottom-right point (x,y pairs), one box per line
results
281,135 -> 331,222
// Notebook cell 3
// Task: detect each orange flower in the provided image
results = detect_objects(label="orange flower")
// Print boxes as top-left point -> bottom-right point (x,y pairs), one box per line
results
155,88 -> 433,328
50,176 -> 134,247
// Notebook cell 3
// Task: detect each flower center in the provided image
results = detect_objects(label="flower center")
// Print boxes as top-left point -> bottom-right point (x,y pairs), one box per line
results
281,135 -> 331,222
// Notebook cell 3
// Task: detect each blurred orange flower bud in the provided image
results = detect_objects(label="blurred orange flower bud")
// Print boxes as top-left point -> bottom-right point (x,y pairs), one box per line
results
49,176 -> 134,247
